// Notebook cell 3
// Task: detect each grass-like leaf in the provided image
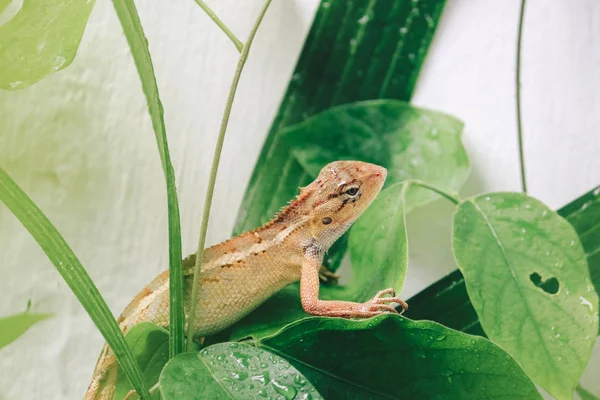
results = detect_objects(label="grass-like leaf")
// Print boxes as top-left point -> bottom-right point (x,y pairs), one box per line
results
112,0 -> 184,358
0,167 -> 150,398
159,342 -> 323,400
0,311 -> 52,349
259,315 -> 541,399
0,0 -> 95,90
452,193 -> 598,399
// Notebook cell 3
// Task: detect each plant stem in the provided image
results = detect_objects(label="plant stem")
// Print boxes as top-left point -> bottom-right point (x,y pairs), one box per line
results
193,0 -> 243,52
406,179 -> 460,205
186,0 -> 272,351
515,0 -> 528,193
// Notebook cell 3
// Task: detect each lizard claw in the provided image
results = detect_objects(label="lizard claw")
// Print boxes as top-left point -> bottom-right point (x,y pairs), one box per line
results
366,288 -> 408,315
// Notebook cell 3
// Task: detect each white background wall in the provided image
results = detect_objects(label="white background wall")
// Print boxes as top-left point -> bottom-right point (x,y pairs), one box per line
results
0,0 -> 598,398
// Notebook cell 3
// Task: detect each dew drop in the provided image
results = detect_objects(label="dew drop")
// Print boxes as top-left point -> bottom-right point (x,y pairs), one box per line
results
357,14 -> 370,24
271,379 -> 297,400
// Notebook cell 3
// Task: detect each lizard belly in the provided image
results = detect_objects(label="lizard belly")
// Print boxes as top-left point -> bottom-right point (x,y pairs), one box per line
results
187,261 -> 300,337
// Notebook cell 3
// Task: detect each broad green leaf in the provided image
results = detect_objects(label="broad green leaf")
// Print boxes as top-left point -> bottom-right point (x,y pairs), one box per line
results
258,315 -> 540,400
112,0 -> 184,357
280,100 -> 469,209
0,168 -> 150,398
453,193 -> 599,400
115,323 -> 170,400
159,342 -> 323,400
230,100 -> 469,340
0,0 -> 95,90
405,185 -> 600,338
0,311 -> 52,349
344,182 -> 409,301
234,0 -> 446,235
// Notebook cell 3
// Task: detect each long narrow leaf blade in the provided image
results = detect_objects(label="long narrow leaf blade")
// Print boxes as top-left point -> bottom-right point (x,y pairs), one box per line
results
0,168 -> 150,398
111,0 -> 184,357
405,185 -> 600,338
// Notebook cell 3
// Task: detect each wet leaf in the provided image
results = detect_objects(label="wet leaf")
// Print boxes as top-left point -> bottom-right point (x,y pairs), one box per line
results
0,0 -> 95,90
453,193 -> 599,399
115,323 -> 170,399
259,314 -> 540,399
280,100 -> 469,209
159,342 -> 322,400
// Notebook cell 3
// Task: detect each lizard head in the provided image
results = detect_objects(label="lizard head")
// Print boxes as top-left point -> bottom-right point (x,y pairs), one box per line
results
307,160 -> 386,248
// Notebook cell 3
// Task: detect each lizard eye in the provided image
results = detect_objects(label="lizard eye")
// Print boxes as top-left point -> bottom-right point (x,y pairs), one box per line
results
345,187 -> 359,196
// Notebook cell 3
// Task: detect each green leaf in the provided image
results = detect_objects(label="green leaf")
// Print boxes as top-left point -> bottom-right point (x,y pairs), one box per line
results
0,167 -> 150,398
452,193 -> 599,400
230,100 -> 468,340
405,185 -> 600,333
0,0 -> 95,90
576,385 -> 600,400
0,311 -> 52,349
159,342 -> 323,400
115,323 -> 170,400
112,0 -> 184,357
344,182 -> 409,301
258,315 -> 541,400
233,0 -> 447,236
279,100 -> 469,209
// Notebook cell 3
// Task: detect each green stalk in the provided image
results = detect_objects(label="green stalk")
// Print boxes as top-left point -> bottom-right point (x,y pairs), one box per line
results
406,179 -> 460,205
193,0 -> 243,52
515,0 -> 528,193
111,0 -> 184,358
186,0 -> 272,351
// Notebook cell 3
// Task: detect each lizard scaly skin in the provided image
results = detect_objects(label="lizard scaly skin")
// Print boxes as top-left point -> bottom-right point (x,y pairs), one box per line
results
84,160 -> 407,399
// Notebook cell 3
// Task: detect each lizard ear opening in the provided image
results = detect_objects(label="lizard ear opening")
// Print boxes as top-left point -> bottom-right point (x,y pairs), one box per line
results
322,217 -> 333,225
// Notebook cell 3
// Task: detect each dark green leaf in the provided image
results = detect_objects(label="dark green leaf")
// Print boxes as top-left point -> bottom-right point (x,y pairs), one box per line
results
0,0 -> 95,90
259,315 -> 541,400
0,311 -> 52,349
453,193 -> 598,399
0,168 -> 150,398
159,342 -> 323,400
115,323 -> 170,400
234,0 -> 446,237
112,0 -> 184,357
405,185 -> 600,338
279,100 -> 469,208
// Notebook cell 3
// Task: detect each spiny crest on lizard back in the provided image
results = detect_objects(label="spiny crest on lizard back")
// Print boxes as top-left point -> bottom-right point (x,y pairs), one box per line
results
255,160 -> 387,249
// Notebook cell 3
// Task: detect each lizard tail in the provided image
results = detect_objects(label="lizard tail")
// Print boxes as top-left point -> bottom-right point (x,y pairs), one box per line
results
83,343 -> 118,400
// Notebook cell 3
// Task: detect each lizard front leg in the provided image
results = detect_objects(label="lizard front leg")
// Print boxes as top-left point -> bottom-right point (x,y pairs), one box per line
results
300,252 -> 408,317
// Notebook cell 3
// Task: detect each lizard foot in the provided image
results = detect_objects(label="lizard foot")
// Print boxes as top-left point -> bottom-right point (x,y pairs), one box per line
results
362,288 -> 408,315
318,265 -> 340,285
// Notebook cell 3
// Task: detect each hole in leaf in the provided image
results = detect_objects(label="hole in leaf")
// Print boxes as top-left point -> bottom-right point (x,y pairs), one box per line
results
529,272 -> 559,294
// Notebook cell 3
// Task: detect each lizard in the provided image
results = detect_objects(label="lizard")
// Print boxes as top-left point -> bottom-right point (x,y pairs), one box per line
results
84,160 -> 408,399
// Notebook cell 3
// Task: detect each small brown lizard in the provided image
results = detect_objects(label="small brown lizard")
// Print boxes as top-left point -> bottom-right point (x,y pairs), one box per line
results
84,160 -> 408,399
